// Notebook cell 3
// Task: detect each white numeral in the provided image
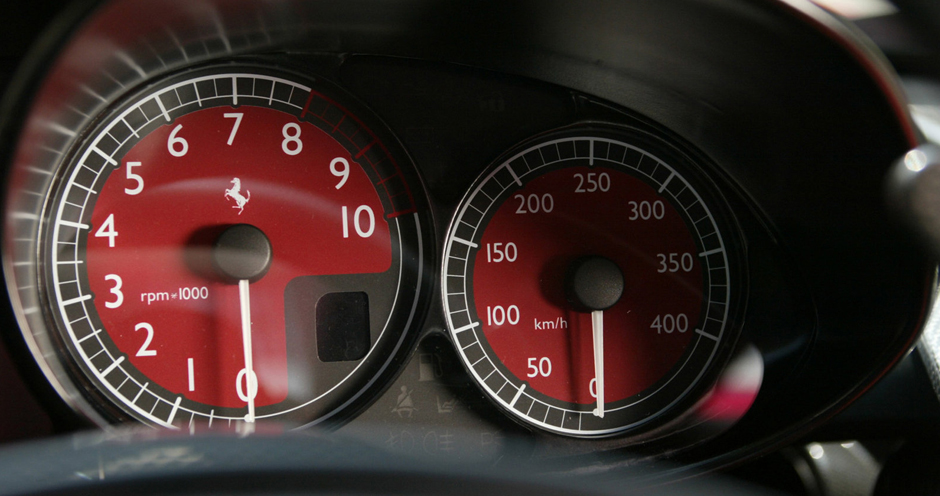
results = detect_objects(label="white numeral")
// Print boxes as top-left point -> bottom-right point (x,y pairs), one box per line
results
282,122 -> 303,155
188,358 -> 195,392
629,200 -> 665,220
236,368 -> 258,402
486,305 -> 520,326
657,253 -> 694,273
331,157 -> 350,189
134,323 -> 157,357
224,113 -> 243,145
95,214 -> 118,247
574,172 -> 610,193
651,314 -> 689,334
104,274 -> 123,309
514,193 -> 554,214
167,124 -> 189,157
178,287 -> 209,300
527,357 -> 552,378
342,205 -> 375,238
124,161 -> 143,195
486,242 -> 517,263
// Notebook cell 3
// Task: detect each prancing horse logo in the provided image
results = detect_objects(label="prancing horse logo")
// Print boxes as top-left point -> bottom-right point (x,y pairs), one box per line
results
224,177 -> 250,215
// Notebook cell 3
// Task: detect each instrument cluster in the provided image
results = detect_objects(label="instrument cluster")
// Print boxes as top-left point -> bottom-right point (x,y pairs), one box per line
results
0,0 -> 931,473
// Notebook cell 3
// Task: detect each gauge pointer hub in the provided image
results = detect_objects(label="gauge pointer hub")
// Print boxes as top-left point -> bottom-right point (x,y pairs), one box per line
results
565,256 -> 624,312
212,224 -> 273,283
212,224 -> 273,424
565,256 -> 624,418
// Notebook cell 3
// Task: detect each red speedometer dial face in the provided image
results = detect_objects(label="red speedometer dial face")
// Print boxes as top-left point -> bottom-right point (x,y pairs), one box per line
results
443,131 -> 736,437
474,167 -> 702,406
45,68 -> 427,427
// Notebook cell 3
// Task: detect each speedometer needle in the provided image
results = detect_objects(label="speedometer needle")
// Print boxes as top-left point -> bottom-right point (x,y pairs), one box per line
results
592,309 -> 604,418
239,278 -> 256,423
564,256 -> 624,420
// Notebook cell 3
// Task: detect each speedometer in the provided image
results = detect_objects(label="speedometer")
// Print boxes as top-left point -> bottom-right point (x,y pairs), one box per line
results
442,126 -> 743,437
41,65 -> 429,428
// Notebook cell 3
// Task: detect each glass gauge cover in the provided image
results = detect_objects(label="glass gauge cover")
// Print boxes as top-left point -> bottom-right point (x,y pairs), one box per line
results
442,126 -> 743,437
41,65 -> 429,428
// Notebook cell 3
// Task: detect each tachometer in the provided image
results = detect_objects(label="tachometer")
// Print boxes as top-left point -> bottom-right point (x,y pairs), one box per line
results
41,66 -> 429,428
442,126 -> 742,437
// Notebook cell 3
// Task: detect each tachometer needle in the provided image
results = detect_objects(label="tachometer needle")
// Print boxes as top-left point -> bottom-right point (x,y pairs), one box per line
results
213,224 -> 272,425
239,278 -> 256,423
592,309 -> 604,418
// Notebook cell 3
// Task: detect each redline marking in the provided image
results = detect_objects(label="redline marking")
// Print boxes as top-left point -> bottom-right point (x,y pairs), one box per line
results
306,89 -> 417,210
355,140 -> 376,159
377,174 -> 398,185
332,115 -> 345,133
300,91 -> 316,118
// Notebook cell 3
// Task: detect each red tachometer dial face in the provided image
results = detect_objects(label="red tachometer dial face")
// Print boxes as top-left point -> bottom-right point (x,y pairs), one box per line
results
444,131 -> 736,437
45,68 -> 427,427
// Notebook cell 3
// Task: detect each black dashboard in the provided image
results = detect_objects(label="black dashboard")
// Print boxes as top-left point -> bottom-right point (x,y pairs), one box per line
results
0,1 -> 938,494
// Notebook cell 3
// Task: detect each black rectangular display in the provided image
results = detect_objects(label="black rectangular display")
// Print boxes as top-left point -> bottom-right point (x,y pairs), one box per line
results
315,292 -> 370,362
